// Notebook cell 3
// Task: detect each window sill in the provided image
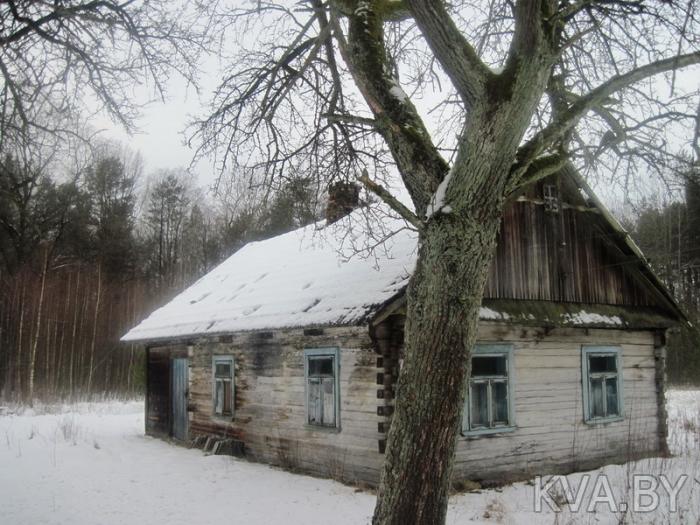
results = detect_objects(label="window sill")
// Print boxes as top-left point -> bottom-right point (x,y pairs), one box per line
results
213,414 -> 234,423
304,423 -> 341,434
462,426 -> 516,438
584,415 -> 624,425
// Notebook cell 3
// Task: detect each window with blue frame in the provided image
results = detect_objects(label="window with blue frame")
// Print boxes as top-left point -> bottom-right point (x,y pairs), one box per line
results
462,345 -> 514,434
212,355 -> 234,418
582,346 -> 623,422
304,348 -> 340,428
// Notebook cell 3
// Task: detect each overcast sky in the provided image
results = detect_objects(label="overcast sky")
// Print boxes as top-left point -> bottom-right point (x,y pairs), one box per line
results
85,34 -> 695,214
88,54 -> 220,190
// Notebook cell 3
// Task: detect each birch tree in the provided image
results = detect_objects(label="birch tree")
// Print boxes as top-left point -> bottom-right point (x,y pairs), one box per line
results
195,1 -> 700,523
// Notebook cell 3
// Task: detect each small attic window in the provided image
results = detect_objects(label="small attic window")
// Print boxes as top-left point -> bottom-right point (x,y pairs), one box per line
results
543,184 -> 559,213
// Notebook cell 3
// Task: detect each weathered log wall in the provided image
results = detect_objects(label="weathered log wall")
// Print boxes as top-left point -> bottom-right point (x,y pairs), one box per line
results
145,322 -> 664,487
451,324 -> 662,485
186,326 -> 382,485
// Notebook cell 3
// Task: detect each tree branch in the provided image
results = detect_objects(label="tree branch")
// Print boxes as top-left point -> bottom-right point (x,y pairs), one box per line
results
405,0 -> 490,107
323,113 -> 377,127
509,153 -> 568,193
358,169 -> 423,230
328,1 -> 448,216
513,51 -> 700,181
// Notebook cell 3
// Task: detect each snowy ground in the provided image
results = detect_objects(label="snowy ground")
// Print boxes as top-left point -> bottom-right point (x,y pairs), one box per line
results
1,391 -> 698,525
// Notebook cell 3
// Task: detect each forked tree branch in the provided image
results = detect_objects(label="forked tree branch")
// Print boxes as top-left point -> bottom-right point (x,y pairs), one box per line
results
506,0 -> 558,67
512,51 -> 700,184
328,1 -> 448,216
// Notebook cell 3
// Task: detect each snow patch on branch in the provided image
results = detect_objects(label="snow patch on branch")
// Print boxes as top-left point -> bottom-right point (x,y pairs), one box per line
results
426,166 -> 454,218
355,1 -> 370,19
387,76 -> 408,103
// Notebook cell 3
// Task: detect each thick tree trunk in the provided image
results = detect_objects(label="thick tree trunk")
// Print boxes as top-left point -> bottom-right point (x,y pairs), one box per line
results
372,210 -> 502,524
329,4 -> 555,523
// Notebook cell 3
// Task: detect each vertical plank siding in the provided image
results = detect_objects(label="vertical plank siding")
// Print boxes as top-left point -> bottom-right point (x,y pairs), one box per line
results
146,323 -> 663,486
171,357 -> 189,441
484,200 -> 654,306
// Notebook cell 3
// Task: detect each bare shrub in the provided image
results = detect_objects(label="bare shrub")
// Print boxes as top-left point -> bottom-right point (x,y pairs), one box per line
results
56,415 -> 81,445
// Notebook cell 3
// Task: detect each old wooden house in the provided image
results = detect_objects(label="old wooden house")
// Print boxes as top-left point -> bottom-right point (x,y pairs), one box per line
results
122,167 -> 684,486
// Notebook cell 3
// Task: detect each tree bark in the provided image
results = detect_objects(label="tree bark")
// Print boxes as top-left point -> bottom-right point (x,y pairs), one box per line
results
372,204 -> 502,523
57,272 -> 71,397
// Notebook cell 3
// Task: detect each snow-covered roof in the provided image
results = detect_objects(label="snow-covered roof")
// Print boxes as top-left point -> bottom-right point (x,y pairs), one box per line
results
121,211 -> 418,342
122,167 -> 685,344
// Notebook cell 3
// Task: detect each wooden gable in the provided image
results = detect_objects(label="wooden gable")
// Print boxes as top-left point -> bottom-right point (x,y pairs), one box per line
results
483,173 -> 666,311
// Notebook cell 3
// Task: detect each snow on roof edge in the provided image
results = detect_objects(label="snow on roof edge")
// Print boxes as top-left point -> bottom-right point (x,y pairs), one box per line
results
121,210 -> 418,343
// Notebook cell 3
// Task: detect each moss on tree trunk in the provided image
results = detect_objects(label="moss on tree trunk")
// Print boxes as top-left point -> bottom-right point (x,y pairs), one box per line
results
372,211 -> 502,524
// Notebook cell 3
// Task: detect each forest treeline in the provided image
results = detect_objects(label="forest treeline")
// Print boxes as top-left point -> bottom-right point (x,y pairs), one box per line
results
0,144 -> 321,402
1,144 -> 699,402
628,172 -> 700,385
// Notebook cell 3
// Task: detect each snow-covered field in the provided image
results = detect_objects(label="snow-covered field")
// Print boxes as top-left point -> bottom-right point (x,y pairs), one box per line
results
1,391 -> 698,525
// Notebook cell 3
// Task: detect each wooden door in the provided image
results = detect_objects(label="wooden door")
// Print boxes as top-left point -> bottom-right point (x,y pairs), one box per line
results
171,358 -> 188,441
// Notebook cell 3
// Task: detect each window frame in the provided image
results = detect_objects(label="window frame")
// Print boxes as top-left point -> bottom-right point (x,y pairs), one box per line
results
212,355 -> 235,420
462,344 -> 516,437
303,347 -> 341,431
581,345 -> 624,424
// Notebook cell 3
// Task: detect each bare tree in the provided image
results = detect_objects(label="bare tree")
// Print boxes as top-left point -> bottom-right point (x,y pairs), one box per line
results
192,1 -> 700,523
0,0 -> 213,152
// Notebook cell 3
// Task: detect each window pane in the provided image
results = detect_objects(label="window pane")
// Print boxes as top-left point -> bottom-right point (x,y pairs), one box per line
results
308,378 -> 322,424
492,381 -> 509,425
472,355 -> 507,377
589,354 -> 616,374
223,381 -> 232,415
590,378 -> 605,418
322,378 -> 335,426
215,380 -> 224,415
308,356 -> 334,377
606,378 -> 619,416
215,362 -> 232,378
470,382 -> 489,428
